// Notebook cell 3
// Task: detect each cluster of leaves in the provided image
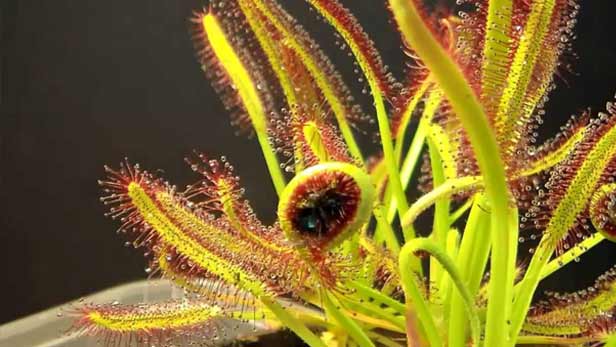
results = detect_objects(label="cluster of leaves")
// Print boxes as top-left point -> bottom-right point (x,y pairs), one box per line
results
67,0 -> 616,346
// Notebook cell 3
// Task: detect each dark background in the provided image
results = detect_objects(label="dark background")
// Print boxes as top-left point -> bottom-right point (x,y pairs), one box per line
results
1,0 -> 616,325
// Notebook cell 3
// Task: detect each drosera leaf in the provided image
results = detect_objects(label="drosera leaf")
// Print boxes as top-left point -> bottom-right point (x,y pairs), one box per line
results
234,0 -> 327,172
533,182 -> 616,283
481,0 -> 513,110
96,160 -> 349,347
517,114 -> 588,177
276,161 -> 382,292
427,122 -> 459,181
523,266 -> 616,339
98,162 -> 314,300
129,182 -> 279,298
425,1 -> 579,181
193,9 -> 286,195
303,0 -> 412,240
277,162 -> 376,256
304,0 -> 398,101
235,0 -> 300,108
246,0 -> 365,163
537,111 -> 616,252
495,0 -> 577,165
155,250 -> 253,308
387,1 -> 514,345
512,103 -> 616,341
70,298 -> 269,347
184,155 -> 293,254
273,106 -> 356,170
235,0 -> 366,172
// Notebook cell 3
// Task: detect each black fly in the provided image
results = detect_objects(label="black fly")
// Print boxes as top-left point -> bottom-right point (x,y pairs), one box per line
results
294,190 -> 346,237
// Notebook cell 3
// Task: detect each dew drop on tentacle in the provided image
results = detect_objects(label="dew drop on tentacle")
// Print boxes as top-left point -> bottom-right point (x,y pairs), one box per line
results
277,162 -> 375,254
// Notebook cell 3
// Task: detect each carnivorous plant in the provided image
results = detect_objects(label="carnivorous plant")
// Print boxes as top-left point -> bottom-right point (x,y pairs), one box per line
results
68,0 -> 616,346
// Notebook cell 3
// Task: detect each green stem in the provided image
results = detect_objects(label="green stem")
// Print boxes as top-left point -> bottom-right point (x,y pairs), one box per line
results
439,229 -> 460,322
505,207 -> 520,320
394,77 -> 432,165
427,136 -> 450,286
495,0 -> 556,141
400,116 -> 429,191
510,233 -> 605,297
388,3 -> 513,344
509,237 -> 552,345
541,232 -> 605,280
464,206 -> 492,300
283,295 -> 404,335
338,294 -> 406,331
445,229 -> 461,260
439,228 -> 461,319
372,81 -> 413,241
348,280 -> 406,315
373,204 -> 402,256
302,297 -> 404,333
401,176 -> 482,228
407,238 -> 481,347
377,113 -> 427,245
371,85 -> 437,245
448,195 -> 491,347
387,89 -> 442,223
260,297 -> 327,347
280,299 -> 336,329
516,335 -> 603,345
322,292 -> 376,347
255,134 -> 286,196
399,241 -> 442,347
449,198 -> 474,226
366,331 -> 406,347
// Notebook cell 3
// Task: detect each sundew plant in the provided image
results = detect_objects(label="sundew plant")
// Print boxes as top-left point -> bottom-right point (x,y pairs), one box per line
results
68,0 -> 616,346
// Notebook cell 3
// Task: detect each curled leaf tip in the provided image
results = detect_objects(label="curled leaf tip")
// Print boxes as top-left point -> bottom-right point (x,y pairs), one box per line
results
278,162 -> 375,254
